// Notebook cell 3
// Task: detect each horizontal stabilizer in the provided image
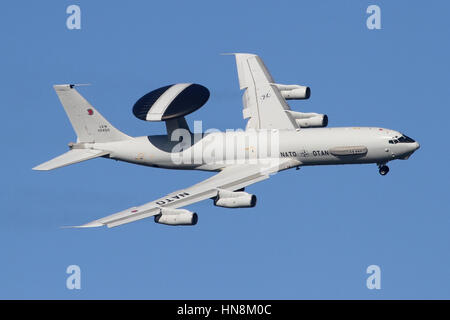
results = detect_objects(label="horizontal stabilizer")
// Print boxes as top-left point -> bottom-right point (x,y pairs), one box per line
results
33,149 -> 109,171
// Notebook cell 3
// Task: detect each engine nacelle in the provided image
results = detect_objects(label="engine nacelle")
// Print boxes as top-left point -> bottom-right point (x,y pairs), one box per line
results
213,190 -> 257,208
295,115 -> 328,128
274,83 -> 311,100
287,111 -> 328,128
154,208 -> 198,226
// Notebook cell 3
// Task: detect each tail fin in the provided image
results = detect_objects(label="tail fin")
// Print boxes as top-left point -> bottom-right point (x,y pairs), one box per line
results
54,84 -> 131,143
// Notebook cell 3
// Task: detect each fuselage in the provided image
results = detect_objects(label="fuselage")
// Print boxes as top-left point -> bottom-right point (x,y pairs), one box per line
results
87,127 -> 419,172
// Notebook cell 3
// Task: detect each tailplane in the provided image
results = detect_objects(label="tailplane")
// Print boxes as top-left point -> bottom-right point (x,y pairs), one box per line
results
33,148 -> 109,171
33,84 -> 131,171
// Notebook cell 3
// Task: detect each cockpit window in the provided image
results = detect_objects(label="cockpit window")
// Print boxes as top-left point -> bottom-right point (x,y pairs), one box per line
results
398,135 -> 415,143
389,135 -> 415,144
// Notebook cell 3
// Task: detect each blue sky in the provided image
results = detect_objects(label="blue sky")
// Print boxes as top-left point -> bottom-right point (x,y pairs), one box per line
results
0,0 -> 449,299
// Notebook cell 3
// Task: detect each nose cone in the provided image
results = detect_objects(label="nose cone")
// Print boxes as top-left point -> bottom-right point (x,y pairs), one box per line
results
405,141 -> 420,159
399,140 -> 420,160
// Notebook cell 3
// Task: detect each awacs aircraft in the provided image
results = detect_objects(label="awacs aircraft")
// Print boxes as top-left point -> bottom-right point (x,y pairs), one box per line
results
33,53 -> 420,228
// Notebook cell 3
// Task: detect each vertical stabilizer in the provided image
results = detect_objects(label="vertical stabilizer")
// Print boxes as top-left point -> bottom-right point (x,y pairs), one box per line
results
53,84 -> 131,143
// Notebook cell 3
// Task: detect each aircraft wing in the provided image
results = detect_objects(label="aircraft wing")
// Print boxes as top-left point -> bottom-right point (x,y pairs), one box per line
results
73,159 -> 298,228
230,53 -> 299,130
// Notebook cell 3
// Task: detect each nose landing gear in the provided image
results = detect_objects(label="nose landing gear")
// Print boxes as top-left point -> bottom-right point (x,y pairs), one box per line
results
378,164 -> 389,176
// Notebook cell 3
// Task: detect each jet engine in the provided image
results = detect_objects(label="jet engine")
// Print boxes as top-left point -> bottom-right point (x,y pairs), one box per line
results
213,190 -> 257,208
273,83 -> 311,100
154,208 -> 198,226
287,111 -> 328,128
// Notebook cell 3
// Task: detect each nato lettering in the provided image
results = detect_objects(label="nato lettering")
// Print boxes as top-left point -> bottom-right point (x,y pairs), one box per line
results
312,150 -> 329,156
280,151 -> 297,157
155,192 -> 190,205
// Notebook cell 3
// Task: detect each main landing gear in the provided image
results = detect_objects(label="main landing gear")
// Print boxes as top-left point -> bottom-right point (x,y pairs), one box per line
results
378,164 -> 389,176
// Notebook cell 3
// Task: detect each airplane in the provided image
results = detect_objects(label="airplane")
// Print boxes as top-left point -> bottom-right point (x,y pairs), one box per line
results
33,53 -> 420,228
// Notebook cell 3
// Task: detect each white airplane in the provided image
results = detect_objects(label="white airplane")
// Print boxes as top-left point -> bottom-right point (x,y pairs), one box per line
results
33,53 -> 419,228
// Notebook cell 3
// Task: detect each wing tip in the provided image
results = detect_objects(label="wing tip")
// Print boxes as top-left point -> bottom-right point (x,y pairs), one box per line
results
60,221 -> 104,229
32,163 -> 52,171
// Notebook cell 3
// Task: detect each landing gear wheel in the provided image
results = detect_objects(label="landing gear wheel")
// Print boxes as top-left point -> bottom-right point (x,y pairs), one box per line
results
379,165 -> 389,176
